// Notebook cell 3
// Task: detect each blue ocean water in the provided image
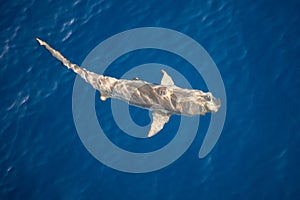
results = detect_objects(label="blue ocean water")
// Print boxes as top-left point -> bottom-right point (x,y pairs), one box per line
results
1,0 -> 300,199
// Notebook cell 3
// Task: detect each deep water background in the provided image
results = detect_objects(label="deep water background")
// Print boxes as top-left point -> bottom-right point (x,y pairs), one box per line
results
1,0 -> 300,199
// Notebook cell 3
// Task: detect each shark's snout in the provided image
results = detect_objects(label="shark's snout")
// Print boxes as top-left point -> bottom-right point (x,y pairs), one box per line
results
206,96 -> 221,112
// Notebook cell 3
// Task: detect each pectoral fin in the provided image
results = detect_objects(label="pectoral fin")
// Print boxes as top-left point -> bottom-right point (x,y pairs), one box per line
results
161,70 -> 175,86
147,111 -> 171,137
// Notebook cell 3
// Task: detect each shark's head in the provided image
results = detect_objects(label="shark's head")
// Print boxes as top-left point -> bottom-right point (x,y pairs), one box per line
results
195,91 -> 221,114
178,90 -> 221,116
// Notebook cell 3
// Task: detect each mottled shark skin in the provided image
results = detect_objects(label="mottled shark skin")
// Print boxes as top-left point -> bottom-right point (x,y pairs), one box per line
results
36,38 -> 221,137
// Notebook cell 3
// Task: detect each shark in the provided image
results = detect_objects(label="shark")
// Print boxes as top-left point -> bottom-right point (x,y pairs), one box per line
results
36,38 -> 221,137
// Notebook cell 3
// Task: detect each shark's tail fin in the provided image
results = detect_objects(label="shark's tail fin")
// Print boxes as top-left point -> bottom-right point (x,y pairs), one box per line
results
36,38 -> 100,89
36,38 -> 82,73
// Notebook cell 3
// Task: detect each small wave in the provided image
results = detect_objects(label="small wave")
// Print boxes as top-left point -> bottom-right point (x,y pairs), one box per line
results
62,31 -> 72,42
0,43 -> 9,59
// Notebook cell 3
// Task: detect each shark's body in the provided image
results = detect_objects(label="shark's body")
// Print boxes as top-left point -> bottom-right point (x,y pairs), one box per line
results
36,38 -> 221,137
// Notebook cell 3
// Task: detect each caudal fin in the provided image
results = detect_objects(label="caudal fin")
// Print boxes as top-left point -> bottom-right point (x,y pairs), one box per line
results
36,38 -> 101,90
36,37 -> 81,73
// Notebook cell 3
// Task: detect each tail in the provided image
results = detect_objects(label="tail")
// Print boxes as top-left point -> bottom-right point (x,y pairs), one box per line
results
36,38 -> 100,89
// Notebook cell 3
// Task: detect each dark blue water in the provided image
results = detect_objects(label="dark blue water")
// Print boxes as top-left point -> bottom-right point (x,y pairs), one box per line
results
1,0 -> 300,199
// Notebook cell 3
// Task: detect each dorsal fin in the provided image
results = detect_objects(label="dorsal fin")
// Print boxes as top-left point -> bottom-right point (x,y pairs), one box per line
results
147,111 -> 171,137
161,70 -> 174,86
